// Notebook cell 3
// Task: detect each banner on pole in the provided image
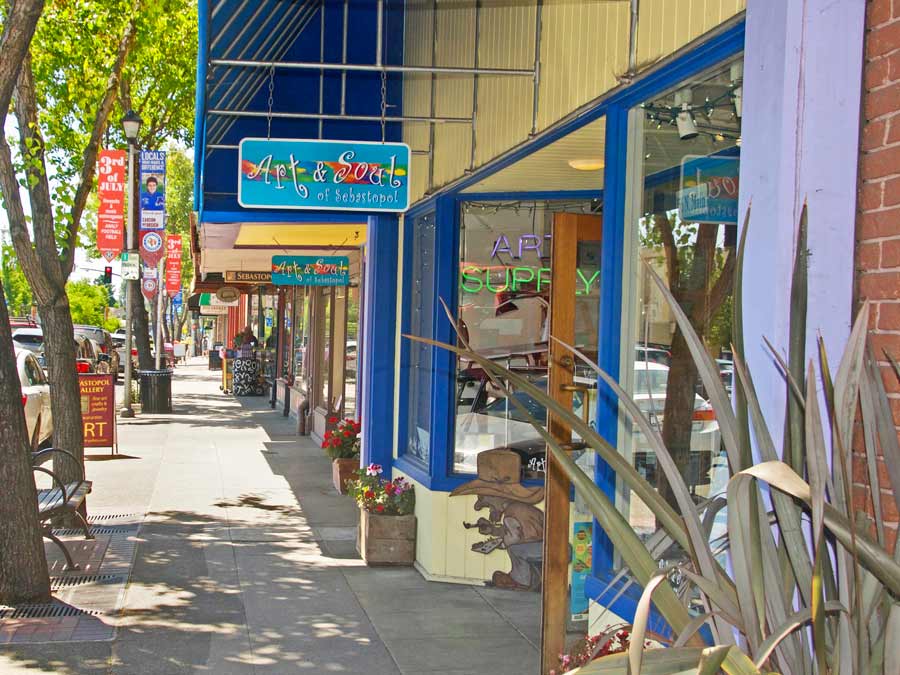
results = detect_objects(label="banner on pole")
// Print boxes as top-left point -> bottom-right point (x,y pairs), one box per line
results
165,234 -> 182,297
141,265 -> 158,301
96,150 -> 127,261
139,150 -> 166,265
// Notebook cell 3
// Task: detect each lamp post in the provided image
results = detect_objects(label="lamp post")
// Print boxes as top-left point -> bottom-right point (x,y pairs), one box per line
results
120,109 -> 142,418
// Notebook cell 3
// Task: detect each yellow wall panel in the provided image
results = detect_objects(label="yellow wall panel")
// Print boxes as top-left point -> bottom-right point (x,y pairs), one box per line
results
637,0 -> 745,67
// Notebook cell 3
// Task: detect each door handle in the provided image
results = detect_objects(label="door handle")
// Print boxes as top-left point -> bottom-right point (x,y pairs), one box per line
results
559,441 -> 587,452
559,383 -> 588,393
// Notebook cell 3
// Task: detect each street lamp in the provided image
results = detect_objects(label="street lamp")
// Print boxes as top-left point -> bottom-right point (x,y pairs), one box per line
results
120,109 -> 142,418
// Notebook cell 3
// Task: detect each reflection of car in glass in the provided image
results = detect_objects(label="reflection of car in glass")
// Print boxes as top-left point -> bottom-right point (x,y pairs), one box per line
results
635,345 -> 671,367
453,362 -> 720,483
74,325 -> 119,380
75,335 -> 98,374
345,340 -> 357,376
17,347 -> 53,448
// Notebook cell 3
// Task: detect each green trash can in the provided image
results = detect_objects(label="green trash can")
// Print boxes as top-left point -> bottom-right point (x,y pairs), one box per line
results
138,369 -> 173,413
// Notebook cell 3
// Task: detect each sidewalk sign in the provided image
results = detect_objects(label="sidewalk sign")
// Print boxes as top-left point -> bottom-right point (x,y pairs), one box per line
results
79,373 -> 118,455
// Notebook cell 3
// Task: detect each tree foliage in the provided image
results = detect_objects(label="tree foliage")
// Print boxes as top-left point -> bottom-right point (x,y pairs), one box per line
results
1,244 -> 33,316
66,279 -> 117,330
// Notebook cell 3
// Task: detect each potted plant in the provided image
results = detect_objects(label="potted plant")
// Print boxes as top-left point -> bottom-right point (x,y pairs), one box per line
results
348,463 -> 416,566
322,416 -> 360,494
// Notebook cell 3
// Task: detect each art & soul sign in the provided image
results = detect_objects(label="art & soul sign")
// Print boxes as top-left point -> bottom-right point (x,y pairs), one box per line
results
238,138 -> 410,213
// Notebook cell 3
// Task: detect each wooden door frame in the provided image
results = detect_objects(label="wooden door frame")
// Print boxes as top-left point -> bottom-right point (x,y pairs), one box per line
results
541,212 -> 602,674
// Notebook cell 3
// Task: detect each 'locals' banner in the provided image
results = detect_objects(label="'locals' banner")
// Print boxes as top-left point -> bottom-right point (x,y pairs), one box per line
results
239,138 -> 410,213
96,149 -> 126,262
139,150 -> 166,265
271,256 -> 350,286
165,234 -> 182,297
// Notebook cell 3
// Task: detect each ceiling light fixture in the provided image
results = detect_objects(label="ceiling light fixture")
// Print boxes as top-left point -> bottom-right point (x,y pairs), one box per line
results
567,158 -> 605,171
674,88 -> 698,140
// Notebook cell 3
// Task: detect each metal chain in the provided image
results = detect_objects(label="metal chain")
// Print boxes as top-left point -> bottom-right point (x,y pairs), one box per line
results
266,65 -> 275,139
380,69 -> 387,144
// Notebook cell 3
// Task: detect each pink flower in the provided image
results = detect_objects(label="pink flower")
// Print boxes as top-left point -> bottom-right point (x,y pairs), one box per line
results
366,463 -> 383,476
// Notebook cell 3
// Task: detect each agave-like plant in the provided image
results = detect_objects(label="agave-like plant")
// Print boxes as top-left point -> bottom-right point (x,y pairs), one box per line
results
405,207 -> 900,674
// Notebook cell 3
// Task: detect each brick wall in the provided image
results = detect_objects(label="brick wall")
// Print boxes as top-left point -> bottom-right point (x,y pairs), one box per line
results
855,0 -> 900,549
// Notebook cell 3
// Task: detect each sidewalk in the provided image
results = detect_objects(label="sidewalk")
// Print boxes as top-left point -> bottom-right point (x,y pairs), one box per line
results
0,359 -> 540,674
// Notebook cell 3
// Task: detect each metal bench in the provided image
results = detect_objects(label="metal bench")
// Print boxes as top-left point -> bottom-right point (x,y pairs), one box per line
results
31,448 -> 93,571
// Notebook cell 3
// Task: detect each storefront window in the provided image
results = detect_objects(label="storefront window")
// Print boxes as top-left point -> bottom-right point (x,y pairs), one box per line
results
282,292 -> 292,379
318,288 -> 333,409
344,285 -> 360,420
404,212 -> 436,464
292,288 -> 309,391
453,201 -> 600,474
623,58 -> 742,539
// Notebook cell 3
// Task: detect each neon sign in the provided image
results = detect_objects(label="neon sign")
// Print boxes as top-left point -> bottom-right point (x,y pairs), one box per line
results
460,231 -> 600,295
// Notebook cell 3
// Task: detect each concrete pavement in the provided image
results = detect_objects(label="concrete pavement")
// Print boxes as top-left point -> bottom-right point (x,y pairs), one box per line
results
0,359 -> 540,674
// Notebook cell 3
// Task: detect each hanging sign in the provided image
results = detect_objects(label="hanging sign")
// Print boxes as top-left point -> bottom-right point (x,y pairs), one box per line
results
678,154 -> 740,225
225,271 -> 272,284
141,266 -> 158,301
199,293 -> 239,307
172,290 -> 183,308
79,373 -> 117,452
96,149 -> 126,261
271,255 -> 350,286
238,138 -> 410,213
165,234 -> 182,297
121,250 -> 139,280
140,230 -> 164,265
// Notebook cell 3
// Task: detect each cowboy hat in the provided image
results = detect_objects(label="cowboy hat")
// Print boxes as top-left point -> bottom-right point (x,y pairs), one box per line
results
450,449 -> 544,504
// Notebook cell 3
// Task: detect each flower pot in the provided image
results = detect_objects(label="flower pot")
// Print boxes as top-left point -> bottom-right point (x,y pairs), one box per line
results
357,510 -> 416,566
332,457 -> 359,494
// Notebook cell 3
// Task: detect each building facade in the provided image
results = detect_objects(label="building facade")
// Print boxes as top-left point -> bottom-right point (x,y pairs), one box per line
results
194,0 -> 889,667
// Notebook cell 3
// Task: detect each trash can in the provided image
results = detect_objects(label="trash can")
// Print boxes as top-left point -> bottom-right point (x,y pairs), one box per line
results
138,369 -> 173,413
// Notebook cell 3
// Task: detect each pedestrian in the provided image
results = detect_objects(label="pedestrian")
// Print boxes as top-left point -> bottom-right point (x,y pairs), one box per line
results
238,326 -> 257,358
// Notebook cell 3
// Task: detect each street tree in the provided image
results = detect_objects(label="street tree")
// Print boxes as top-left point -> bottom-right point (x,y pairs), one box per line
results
0,0 -> 52,606
0,1 -> 139,486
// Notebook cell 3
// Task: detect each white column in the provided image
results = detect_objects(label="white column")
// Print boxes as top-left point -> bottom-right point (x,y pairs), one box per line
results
739,0 -> 865,437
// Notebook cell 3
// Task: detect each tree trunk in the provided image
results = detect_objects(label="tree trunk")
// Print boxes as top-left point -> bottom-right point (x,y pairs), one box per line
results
132,287 -> 153,370
0,280 -> 51,605
658,330 -> 699,507
38,295 -> 84,484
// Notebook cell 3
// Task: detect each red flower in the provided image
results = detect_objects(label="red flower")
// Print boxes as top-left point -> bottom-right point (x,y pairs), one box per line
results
324,430 -> 332,440
364,490 -> 375,499
331,437 -> 341,447
375,504 -> 385,513
321,441 -> 328,449
328,416 -> 338,424
343,430 -> 352,437
385,483 -> 395,495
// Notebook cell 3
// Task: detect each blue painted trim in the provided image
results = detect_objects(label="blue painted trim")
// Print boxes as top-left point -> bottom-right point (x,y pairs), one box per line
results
429,196 -> 460,482
193,0 -> 209,213
199,210 -> 368,225
404,20 -> 745,211
459,190 -> 602,202
361,214 -> 399,472
592,104 -> 628,575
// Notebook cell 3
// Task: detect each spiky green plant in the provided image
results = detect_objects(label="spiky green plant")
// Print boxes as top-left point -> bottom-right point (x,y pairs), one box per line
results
405,207 -> 900,674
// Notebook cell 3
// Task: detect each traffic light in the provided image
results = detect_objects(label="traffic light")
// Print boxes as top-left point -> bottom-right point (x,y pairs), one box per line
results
103,266 -> 112,284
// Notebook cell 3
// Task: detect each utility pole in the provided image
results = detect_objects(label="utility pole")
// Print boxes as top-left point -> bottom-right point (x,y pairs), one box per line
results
120,110 -> 142,417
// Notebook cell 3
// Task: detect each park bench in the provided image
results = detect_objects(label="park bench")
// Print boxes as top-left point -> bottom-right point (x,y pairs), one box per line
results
31,448 -> 93,571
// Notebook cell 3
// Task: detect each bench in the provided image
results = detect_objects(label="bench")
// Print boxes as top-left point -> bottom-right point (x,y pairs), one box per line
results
31,448 -> 94,571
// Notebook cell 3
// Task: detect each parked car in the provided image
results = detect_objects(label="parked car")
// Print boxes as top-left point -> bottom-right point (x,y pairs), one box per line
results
74,325 -> 119,380
16,347 -> 53,448
75,335 -> 98,374
111,333 -> 138,373
635,345 -> 671,367
12,327 -> 44,354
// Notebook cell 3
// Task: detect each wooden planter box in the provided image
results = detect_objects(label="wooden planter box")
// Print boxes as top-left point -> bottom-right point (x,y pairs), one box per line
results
332,457 -> 359,495
357,510 -> 416,566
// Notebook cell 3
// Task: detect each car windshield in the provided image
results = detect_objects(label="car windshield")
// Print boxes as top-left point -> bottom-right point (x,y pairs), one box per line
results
13,334 -> 44,345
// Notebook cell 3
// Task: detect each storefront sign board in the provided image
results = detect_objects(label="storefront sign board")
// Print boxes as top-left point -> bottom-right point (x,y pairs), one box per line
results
570,521 -> 592,621
225,270 -> 272,283
238,138 -> 410,213
96,149 -> 126,261
199,292 -> 239,307
678,154 -> 739,225
79,373 -> 117,452
271,255 -> 350,286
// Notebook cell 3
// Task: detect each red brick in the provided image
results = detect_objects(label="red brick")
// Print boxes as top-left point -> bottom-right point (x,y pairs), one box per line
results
870,0 -> 892,27
861,144 -> 900,180
883,238 -> 900,266
860,182 -> 885,211
878,301 -> 900,329
867,57 -> 891,91
889,396 -> 900,424
881,361 -> 900,393
868,21 -> 900,59
881,488 -> 899,521
883,175 -> 900,205
866,81 -> 900,119
886,526 -> 897,553
887,114 -> 900,144
852,484 -> 872,514
863,119 -> 888,151
859,207 -> 900,238
888,50 -> 900,81
869,333 -> 900,357
858,240 -> 882,270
